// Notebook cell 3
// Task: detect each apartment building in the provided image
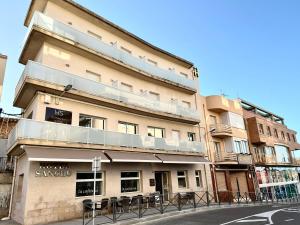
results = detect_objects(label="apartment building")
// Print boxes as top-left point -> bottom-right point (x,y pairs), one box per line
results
0,54 -> 7,101
201,95 -> 254,201
6,0 -> 211,224
242,100 -> 300,199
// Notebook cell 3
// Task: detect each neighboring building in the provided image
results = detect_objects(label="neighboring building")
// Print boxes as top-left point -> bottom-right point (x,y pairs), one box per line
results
7,0 -> 211,224
0,54 -> 7,101
202,95 -> 254,200
241,100 -> 300,198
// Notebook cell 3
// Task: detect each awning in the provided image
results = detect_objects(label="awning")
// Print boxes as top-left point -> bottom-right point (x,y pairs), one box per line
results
156,154 -> 210,164
105,151 -> 161,163
25,146 -> 110,163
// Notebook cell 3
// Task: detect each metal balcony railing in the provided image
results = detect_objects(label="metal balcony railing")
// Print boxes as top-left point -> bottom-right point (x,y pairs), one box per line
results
15,61 -> 200,120
210,124 -> 232,136
7,119 -> 206,154
215,152 -> 252,164
25,12 -> 197,91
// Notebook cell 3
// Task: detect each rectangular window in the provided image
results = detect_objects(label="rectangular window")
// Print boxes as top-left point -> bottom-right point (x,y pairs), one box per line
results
147,59 -> 158,66
120,82 -> 133,92
287,133 -> 291,141
274,128 -> 279,138
179,72 -> 188,78
267,126 -> 272,136
76,172 -> 103,197
177,171 -> 188,188
147,126 -> 164,138
120,46 -> 132,54
281,131 -> 285,140
258,124 -> 264,134
121,171 -> 140,193
210,115 -> 217,125
187,132 -> 196,141
234,140 -> 242,153
214,142 -> 222,154
86,70 -> 101,82
87,30 -> 102,40
45,107 -> 72,124
149,91 -> 160,101
195,170 -> 203,188
182,101 -> 191,108
118,122 -> 138,134
79,114 -> 105,130
292,134 -> 296,142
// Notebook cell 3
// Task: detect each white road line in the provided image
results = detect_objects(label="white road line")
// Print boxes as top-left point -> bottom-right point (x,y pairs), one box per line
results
285,219 -> 294,221
237,219 -> 268,223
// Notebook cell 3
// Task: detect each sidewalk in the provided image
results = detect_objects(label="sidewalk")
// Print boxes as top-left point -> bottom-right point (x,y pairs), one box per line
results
2,202 -> 297,225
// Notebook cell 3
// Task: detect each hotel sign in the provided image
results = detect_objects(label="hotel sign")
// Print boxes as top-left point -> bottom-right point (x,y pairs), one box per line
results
35,163 -> 71,177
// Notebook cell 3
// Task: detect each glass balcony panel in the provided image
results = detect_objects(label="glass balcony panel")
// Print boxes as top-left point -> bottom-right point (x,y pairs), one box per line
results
28,12 -> 197,90
7,119 -> 206,154
16,61 -> 200,120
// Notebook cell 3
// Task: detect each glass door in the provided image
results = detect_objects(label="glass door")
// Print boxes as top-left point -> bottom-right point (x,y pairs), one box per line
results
162,172 -> 170,201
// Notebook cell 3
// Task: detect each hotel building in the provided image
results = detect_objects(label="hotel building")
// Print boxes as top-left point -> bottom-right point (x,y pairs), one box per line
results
202,96 -> 254,200
7,0 -> 212,224
241,100 -> 300,198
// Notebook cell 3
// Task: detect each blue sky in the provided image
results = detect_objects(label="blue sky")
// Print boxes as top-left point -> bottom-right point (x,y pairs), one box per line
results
0,0 -> 299,138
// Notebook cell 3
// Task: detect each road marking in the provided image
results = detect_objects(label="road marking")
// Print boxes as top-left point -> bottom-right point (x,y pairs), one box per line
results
285,219 -> 294,221
237,219 -> 268,223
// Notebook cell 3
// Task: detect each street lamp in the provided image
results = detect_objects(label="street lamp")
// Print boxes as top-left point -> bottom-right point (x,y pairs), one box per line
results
56,84 -> 73,104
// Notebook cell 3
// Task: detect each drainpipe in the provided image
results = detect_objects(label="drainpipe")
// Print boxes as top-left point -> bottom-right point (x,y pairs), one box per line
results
8,156 -> 18,219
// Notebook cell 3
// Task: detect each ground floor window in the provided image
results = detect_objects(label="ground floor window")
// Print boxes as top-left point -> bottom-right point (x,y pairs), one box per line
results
195,170 -> 203,188
121,171 -> 141,193
76,172 -> 103,197
177,171 -> 188,188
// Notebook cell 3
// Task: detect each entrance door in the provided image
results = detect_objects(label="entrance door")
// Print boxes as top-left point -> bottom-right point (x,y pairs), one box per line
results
155,171 -> 170,201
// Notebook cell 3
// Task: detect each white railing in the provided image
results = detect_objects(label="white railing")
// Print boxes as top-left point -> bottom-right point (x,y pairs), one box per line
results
7,119 -> 206,154
25,12 -> 197,90
15,61 -> 200,120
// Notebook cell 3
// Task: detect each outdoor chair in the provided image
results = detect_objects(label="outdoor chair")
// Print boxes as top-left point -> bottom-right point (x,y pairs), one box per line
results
95,198 -> 109,215
82,199 -> 93,219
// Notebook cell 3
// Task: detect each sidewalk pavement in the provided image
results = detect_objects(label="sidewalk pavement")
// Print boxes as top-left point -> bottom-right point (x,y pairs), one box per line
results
1,202 -> 297,225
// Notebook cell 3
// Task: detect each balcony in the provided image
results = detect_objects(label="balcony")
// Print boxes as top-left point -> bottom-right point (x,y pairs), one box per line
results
0,157 -> 14,172
22,12 -> 197,92
7,119 -> 206,155
210,124 -> 233,138
14,61 -> 200,124
215,152 -> 252,165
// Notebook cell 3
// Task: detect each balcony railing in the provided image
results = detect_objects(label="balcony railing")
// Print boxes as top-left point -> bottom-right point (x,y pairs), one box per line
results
215,152 -> 252,164
0,157 -> 14,172
15,61 -> 200,120
210,124 -> 232,136
7,119 -> 206,154
25,12 -> 197,91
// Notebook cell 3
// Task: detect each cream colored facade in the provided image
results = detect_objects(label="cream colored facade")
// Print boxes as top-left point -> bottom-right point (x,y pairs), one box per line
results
7,0 -> 212,224
0,54 -> 7,101
201,95 -> 255,198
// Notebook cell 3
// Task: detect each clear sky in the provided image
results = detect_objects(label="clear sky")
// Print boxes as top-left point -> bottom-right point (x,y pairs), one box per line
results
0,0 -> 299,138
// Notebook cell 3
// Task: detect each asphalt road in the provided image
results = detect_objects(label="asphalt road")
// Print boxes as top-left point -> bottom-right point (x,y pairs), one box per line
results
145,203 -> 300,225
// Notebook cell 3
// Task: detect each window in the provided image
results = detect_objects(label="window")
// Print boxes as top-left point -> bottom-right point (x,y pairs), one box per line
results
79,114 -> 105,130
121,171 -> 140,193
147,59 -> 157,66
149,91 -> 160,101
234,140 -> 249,154
182,101 -> 191,108
171,130 -> 180,141
281,131 -> 285,140
120,82 -> 133,92
292,134 -> 296,142
87,30 -> 102,40
214,142 -> 222,154
267,126 -> 272,136
16,174 -> 24,202
258,124 -> 264,134
118,122 -> 138,134
187,132 -> 196,141
76,172 -> 103,197
177,171 -> 188,188
85,70 -> 101,82
179,72 -> 188,78
147,126 -> 164,138
274,145 -> 290,163
120,46 -> 132,54
195,171 -> 203,188
274,128 -> 279,138
210,115 -> 217,125
287,133 -> 291,141
45,107 -> 72,124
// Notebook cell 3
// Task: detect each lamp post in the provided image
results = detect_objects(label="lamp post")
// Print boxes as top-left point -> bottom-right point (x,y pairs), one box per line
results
55,84 -> 73,105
